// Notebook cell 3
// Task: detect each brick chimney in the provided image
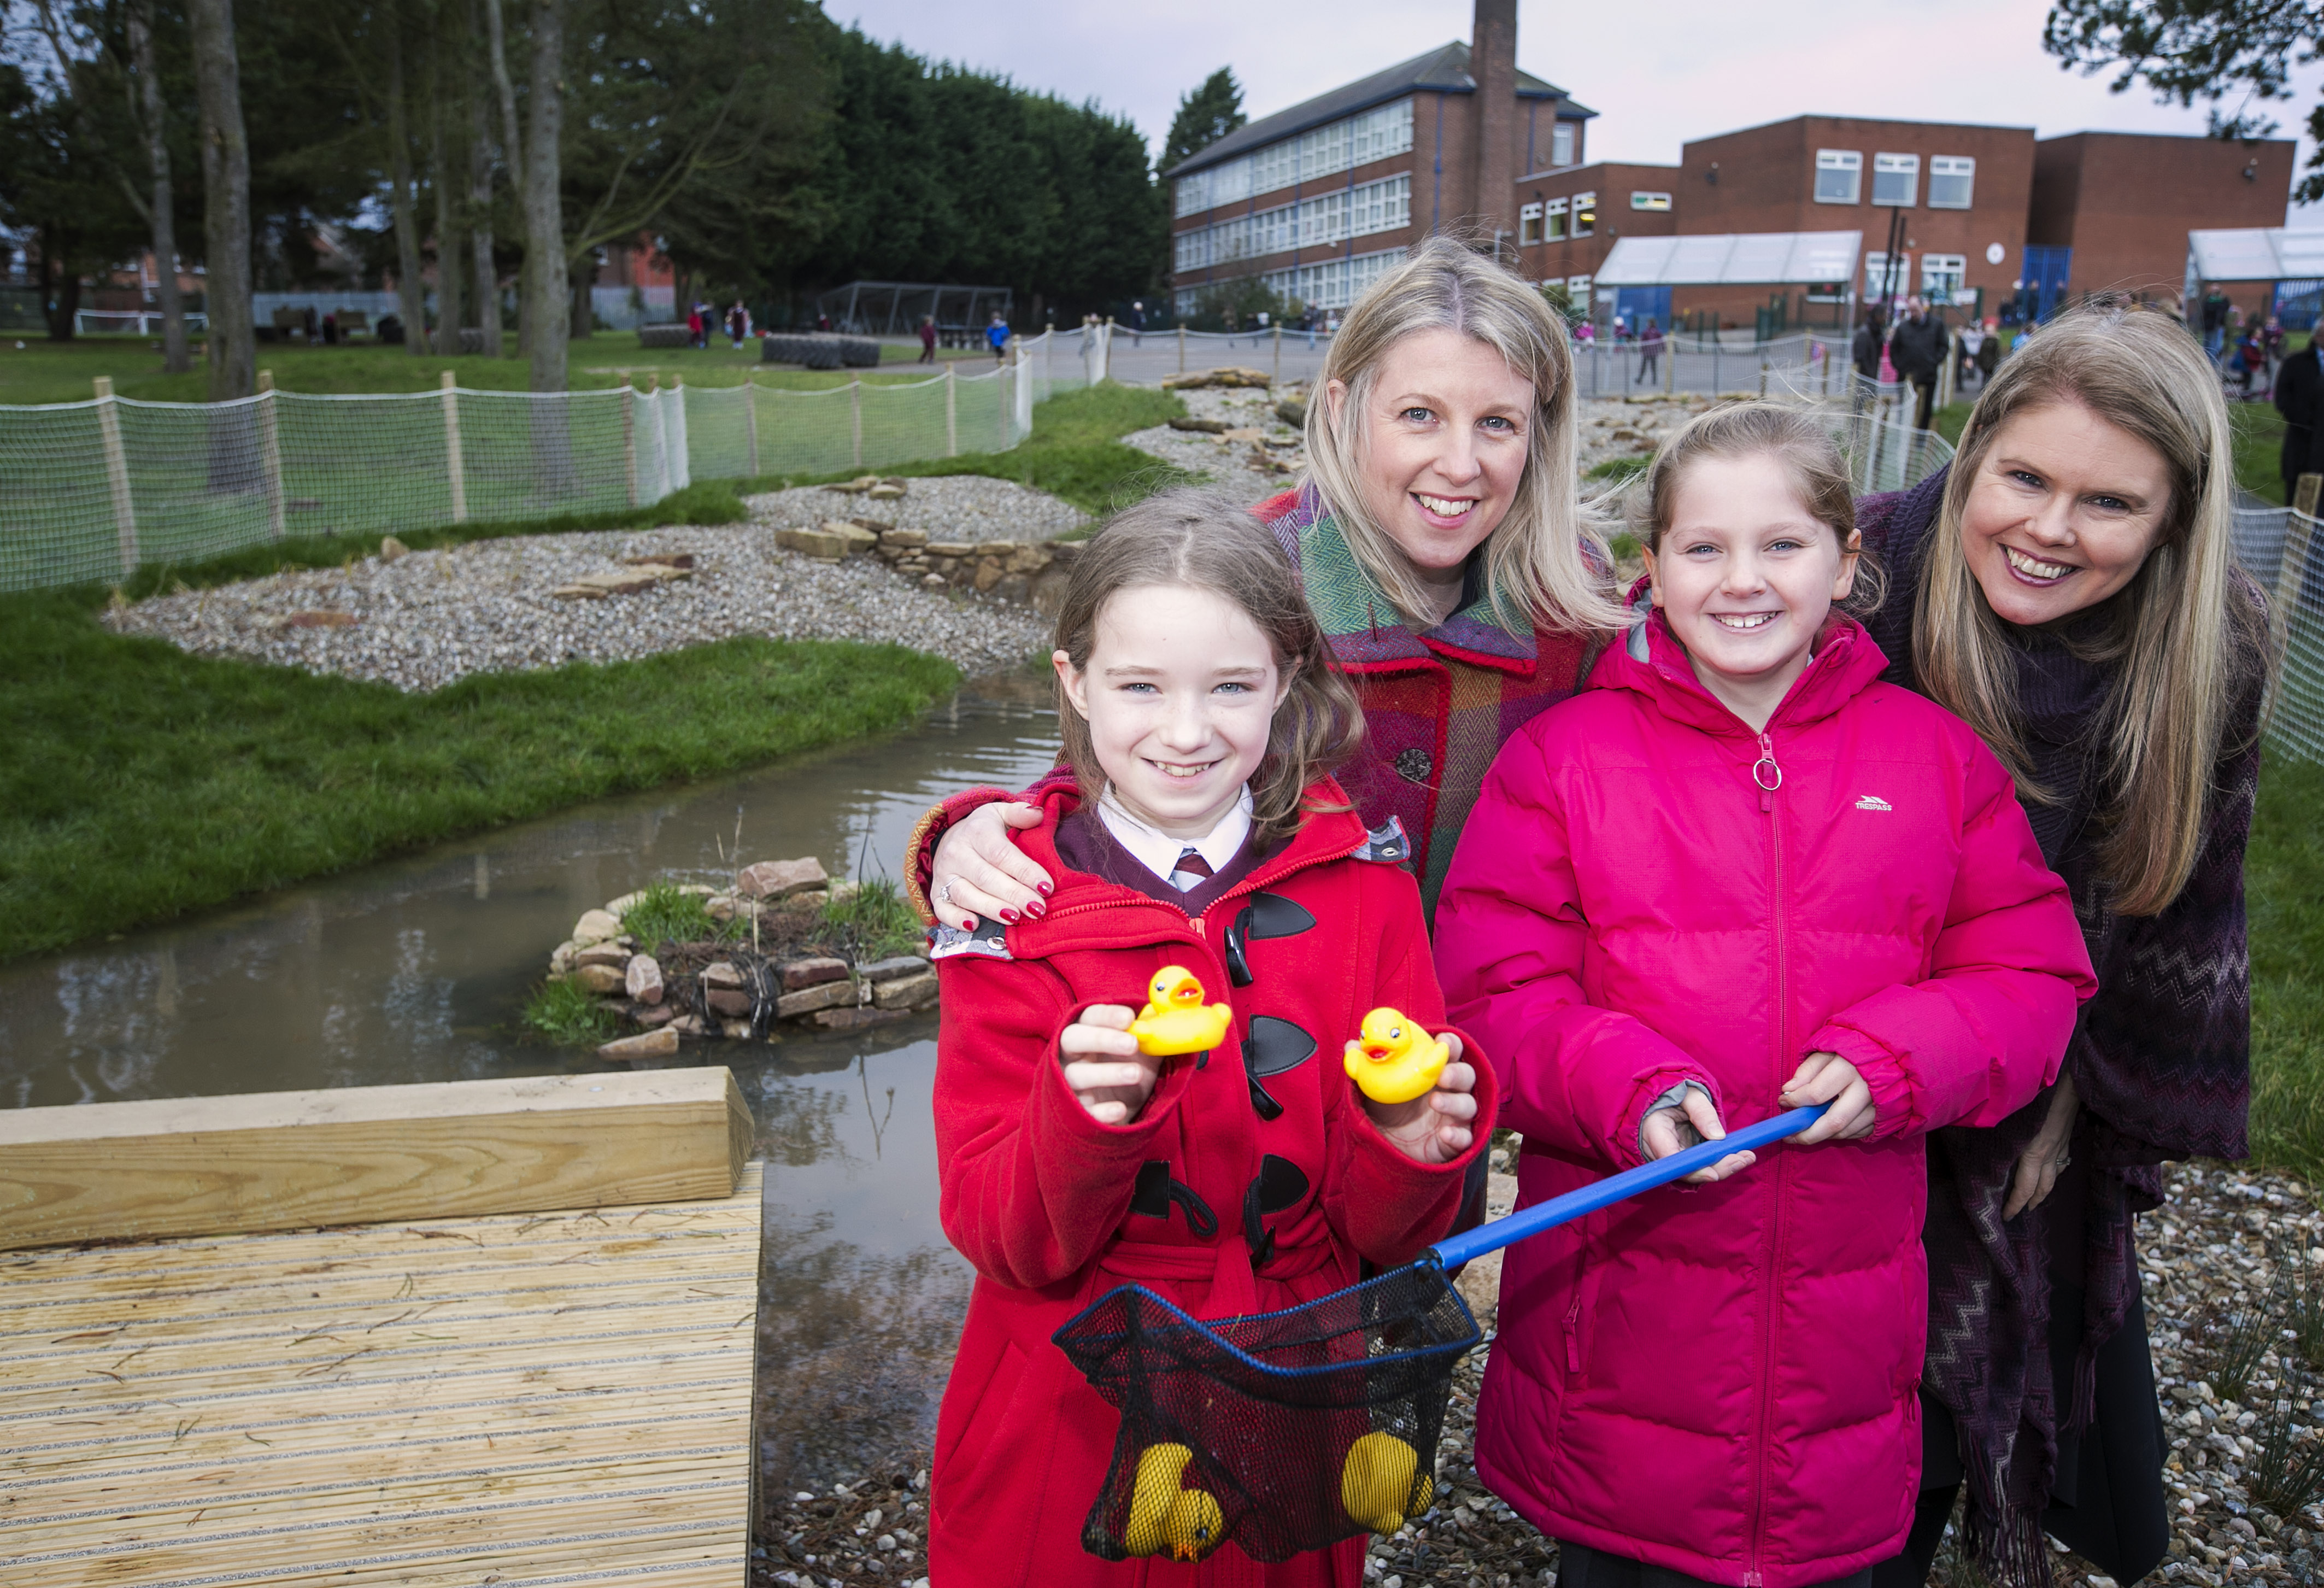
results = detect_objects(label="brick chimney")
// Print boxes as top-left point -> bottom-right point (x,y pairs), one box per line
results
1471,0 -> 1517,251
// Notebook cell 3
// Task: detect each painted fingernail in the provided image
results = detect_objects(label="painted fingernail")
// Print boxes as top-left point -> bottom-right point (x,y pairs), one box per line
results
1037,881 -> 1054,896
1024,899 -> 1047,918
997,907 -> 1020,923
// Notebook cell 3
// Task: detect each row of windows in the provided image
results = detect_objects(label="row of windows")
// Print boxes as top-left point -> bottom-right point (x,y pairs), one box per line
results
1815,150 -> 1976,208
1254,247 -> 1407,310
1518,192 -> 1598,244
1863,251 -> 1969,301
1174,99 -> 1417,216
1172,175 -> 1412,273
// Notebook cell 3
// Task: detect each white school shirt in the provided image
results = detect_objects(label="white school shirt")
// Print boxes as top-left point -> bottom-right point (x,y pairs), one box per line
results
1095,787 -> 1253,892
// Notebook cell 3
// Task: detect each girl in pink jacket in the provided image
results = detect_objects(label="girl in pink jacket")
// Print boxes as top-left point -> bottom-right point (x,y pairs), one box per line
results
1433,403 -> 2096,1588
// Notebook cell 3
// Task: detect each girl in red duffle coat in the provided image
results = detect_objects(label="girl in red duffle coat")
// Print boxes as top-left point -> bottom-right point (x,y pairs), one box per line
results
928,491 -> 1498,1588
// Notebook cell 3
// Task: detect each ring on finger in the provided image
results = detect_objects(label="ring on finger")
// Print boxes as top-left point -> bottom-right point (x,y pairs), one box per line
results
935,881 -> 954,905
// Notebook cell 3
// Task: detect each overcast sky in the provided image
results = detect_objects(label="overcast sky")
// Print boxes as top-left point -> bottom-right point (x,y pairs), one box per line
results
828,0 -> 2317,224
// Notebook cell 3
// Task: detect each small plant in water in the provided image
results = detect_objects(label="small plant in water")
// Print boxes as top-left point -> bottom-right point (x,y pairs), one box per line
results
822,877 -> 924,962
621,882 -> 736,952
523,977 -> 618,1047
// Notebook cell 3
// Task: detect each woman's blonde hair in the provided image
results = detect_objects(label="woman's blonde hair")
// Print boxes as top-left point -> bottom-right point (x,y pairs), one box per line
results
1052,489 -> 1366,846
1635,400 -> 1887,617
1915,300 -> 2267,916
1305,235 -> 1624,633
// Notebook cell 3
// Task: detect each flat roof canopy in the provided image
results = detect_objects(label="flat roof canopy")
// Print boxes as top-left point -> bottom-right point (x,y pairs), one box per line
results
1595,231 -> 1862,288
2188,228 -> 2324,283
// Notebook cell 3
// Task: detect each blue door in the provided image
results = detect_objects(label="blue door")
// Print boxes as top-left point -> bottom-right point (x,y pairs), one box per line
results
2022,247 -> 2073,322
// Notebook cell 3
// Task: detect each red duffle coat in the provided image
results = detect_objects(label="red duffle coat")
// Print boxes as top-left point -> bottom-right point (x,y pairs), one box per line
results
929,780 -> 1498,1588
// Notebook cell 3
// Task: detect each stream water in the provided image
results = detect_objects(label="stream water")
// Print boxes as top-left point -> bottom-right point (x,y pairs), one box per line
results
0,680 -> 1064,1510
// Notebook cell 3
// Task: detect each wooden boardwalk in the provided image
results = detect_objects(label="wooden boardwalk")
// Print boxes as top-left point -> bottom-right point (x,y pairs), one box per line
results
0,1162 -> 763,1587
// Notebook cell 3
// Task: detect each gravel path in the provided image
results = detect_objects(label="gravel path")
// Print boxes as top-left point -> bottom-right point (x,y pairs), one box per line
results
743,474 -> 1087,543
752,1157 -> 2324,1588
104,522 -> 1052,692
1122,384 -> 1307,503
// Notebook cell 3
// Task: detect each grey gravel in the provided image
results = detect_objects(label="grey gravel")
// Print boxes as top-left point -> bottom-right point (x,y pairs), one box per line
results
103,522 -> 1052,693
1122,383 -> 1306,504
743,473 -> 1087,543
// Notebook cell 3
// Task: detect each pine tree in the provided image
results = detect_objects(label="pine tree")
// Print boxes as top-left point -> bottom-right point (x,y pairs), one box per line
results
1163,67 -> 1244,172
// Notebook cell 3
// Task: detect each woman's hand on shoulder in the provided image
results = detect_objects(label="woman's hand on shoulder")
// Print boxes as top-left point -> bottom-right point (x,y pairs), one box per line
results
930,802 -> 1052,931
1059,1005 -> 1162,1126
1781,1052 -> 1877,1145
1361,1034 -> 1479,1166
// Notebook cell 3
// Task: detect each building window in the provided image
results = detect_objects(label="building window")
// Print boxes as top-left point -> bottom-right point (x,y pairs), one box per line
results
1572,192 -> 1597,238
1519,202 -> 1544,245
1815,149 -> 1861,204
1864,251 -> 1911,302
1630,191 -> 1671,212
1873,153 -> 1919,207
1567,274 -> 1592,300
1928,156 -> 1974,209
1921,254 -> 1967,302
1544,198 -> 1568,241
1552,122 -> 1575,168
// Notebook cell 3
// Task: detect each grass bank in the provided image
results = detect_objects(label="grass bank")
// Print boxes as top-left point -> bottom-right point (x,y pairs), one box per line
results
0,332 -> 993,406
0,571 -> 958,961
752,380 -> 1190,517
2247,757 -> 2324,1181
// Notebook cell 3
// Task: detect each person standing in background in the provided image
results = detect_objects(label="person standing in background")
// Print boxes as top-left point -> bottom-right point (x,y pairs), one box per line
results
918,314 -> 937,364
1889,297 -> 1947,429
985,312 -> 1010,364
1959,319 -> 1986,390
1854,309 -> 1888,384
2274,330 -> 2323,501
1636,318 -> 1663,385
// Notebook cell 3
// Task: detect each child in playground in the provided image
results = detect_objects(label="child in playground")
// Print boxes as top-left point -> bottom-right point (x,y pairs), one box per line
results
926,490 -> 1496,1586
1434,403 -> 2096,1587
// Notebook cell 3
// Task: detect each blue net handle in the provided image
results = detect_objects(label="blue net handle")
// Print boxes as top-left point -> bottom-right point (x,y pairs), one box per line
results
1426,1103 -> 1830,1270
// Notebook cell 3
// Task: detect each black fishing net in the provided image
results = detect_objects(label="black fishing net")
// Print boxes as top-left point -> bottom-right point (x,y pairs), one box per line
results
1051,1264 -> 1481,1566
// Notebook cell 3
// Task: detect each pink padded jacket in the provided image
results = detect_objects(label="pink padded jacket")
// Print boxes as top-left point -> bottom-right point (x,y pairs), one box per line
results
1433,612 -> 2096,1587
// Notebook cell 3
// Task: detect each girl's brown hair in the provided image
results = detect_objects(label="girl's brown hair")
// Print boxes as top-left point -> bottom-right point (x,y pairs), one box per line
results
1915,300 -> 2267,916
1635,400 -> 1887,617
1052,489 -> 1366,845
1306,236 -> 1627,634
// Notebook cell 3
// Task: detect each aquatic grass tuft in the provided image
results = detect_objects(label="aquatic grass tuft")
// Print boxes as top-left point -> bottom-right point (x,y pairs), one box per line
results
2249,1366 -> 2324,1516
821,877 -> 925,963
621,882 -> 736,952
1586,455 -> 1651,485
523,977 -> 618,1047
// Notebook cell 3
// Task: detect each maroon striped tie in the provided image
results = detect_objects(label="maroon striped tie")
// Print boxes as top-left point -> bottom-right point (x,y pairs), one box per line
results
1166,848 -> 1213,892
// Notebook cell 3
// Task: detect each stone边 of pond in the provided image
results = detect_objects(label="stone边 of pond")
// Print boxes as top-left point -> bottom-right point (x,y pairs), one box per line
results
0,679 -> 1064,1554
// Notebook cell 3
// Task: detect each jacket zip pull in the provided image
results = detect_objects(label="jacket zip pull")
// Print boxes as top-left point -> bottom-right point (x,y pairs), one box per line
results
1753,731 -> 1782,813
1564,1297 -> 1583,1372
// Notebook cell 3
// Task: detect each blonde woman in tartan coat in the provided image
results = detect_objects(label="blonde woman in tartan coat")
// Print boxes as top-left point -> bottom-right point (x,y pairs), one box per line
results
912,237 -> 1624,930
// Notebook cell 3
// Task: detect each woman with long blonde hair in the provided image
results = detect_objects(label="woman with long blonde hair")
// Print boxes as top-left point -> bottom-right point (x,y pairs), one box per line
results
914,236 -> 1623,926
1858,302 -> 2269,1588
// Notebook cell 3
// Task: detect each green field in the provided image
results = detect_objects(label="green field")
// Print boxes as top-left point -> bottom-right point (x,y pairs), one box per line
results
2250,758 -> 2324,1182
0,331 -> 993,406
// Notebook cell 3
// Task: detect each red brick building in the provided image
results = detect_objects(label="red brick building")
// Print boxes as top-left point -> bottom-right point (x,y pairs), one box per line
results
1510,161 -> 1680,307
2028,132 -> 2297,319
1164,0 -> 1591,316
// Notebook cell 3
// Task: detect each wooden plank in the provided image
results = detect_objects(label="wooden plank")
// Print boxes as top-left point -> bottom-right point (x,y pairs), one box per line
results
0,1069 -> 753,1250
0,1162 -> 761,1588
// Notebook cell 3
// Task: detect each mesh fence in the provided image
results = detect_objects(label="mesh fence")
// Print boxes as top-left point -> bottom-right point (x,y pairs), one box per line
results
2232,495 -> 2324,765
0,359 -> 1027,594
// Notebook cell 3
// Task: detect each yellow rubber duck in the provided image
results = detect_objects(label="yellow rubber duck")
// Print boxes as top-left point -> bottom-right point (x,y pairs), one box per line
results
1123,1443 -> 1223,1560
1128,965 -> 1232,1057
1340,1431 -> 1434,1534
1343,1007 -> 1451,1105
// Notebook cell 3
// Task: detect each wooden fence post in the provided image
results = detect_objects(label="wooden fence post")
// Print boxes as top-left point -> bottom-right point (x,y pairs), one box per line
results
93,376 -> 137,578
945,363 -> 958,458
744,373 -> 760,478
624,378 -> 642,507
1178,324 -> 1186,374
850,378 -> 863,471
439,371 -> 468,524
256,368 -> 285,541
1273,323 -> 1282,386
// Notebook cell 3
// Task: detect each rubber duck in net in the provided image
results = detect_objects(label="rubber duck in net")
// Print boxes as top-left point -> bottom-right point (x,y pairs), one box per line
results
1342,1007 -> 1450,1104
1122,1443 -> 1223,1562
1128,965 -> 1231,1057
1341,1432 -> 1433,1534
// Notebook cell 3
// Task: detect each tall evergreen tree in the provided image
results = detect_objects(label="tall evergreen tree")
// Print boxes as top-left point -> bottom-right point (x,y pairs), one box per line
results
1163,67 -> 1243,172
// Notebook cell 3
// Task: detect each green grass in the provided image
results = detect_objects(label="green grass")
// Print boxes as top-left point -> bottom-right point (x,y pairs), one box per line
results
1586,455 -> 1651,485
2247,758 -> 2324,1182
818,876 -> 924,962
0,331 -> 999,405
0,572 -> 960,960
749,380 -> 1192,517
523,976 -> 620,1047
620,882 -> 740,954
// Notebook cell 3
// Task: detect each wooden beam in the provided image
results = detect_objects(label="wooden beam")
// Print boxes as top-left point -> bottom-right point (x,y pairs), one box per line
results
0,1068 -> 753,1252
